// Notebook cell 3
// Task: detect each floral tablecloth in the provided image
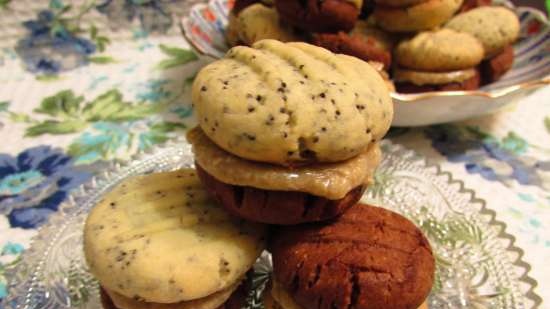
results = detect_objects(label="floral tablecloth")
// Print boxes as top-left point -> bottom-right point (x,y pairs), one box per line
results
0,0 -> 549,308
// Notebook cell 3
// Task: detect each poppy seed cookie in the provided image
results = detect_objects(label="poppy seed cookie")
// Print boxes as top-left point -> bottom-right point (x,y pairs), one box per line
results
236,4 -> 300,46
270,204 -> 435,309
396,29 -> 484,71
275,0 -> 361,33
192,39 -> 393,166
374,0 -> 463,32
445,7 -> 520,58
84,169 -> 266,304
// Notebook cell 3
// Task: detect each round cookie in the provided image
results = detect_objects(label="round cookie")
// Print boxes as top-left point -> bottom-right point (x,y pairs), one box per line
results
237,4 -> 299,46
270,204 -> 435,309
395,28 -> 484,71
312,32 -> 392,69
374,0 -> 463,32
84,169 -> 266,303
445,6 -> 520,58
192,39 -> 393,166
275,0 -> 361,33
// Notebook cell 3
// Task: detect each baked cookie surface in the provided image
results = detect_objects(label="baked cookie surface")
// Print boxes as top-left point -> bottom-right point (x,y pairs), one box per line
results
374,0 -> 463,32
192,40 -> 393,166
237,4 -> 299,45
84,169 -> 266,303
395,29 -> 484,71
275,0 -> 360,33
270,204 -> 435,309
445,6 -> 520,58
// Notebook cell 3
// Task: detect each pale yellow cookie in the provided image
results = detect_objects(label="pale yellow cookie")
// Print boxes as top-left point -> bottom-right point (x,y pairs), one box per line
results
374,0 -> 463,32
237,4 -> 299,45
84,169 -> 266,303
395,29 -> 484,71
445,7 -> 520,58
192,39 -> 393,166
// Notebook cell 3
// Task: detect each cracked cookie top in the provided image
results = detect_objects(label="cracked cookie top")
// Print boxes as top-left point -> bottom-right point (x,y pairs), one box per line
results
270,204 -> 435,309
192,40 -> 393,166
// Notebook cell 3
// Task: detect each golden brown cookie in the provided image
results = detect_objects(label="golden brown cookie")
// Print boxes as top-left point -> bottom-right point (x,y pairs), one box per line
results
270,204 -> 435,309
445,6 -> 520,58
237,4 -> 299,45
374,0 -> 463,32
395,29 -> 484,71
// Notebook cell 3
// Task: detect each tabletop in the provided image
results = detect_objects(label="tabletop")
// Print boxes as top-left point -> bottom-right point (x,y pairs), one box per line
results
0,1 -> 549,308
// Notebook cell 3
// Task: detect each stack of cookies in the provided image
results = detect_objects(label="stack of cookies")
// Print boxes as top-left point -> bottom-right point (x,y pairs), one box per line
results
83,40 -> 436,309
225,0 -> 521,93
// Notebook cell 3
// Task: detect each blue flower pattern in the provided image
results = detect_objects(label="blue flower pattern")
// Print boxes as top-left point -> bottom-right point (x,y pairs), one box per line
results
0,146 -> 92,229
15,10 -> 96,75
97,0 -> 177,33
425,125 -> 550,187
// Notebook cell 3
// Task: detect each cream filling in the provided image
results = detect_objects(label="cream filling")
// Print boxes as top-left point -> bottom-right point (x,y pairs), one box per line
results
187,128 -> 381,200
394,68 -> 477,86
106,281 -> 240,309
268,279 -> 429,309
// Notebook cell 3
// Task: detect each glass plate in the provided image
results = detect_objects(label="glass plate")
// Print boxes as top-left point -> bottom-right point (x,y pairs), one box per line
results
5,139 -> 542,309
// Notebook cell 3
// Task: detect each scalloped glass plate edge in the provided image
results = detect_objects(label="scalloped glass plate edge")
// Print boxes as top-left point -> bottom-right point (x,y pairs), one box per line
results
4,139 -> 543,309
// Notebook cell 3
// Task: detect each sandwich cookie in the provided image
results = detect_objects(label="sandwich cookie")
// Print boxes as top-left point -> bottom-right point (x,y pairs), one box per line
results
84,169 -> 266,309
394,29 -> 484,92
190,39 -> 392,224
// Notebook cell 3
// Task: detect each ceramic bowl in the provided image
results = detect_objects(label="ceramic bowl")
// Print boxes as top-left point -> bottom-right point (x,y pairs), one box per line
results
181,0 -> 550,126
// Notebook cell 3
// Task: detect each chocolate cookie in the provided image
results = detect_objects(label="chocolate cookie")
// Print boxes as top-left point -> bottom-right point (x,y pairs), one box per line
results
459,0 -> 490,12
275,0 -> 360,33
312,32 -> 391,69
232,0 -> 261,15
270,204 -> 435,309
196,164 -> 365,225
481,45 -> 514,84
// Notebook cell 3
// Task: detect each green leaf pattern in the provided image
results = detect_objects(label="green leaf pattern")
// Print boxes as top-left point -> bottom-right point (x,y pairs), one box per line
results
4,87 -> 192,164
157,44 -> 199,70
